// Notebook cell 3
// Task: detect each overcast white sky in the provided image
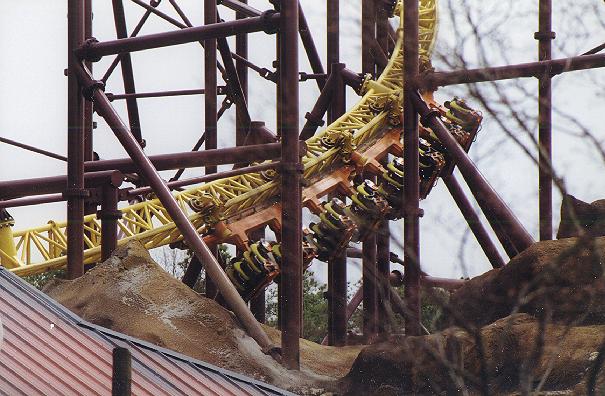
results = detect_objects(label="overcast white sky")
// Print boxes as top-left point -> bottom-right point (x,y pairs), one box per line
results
1,1 -> 605,283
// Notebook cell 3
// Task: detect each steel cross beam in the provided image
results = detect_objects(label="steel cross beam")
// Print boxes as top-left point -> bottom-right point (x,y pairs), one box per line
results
419,52 -> 605,89
82,143 -> 304,173
76,13 -> 281,61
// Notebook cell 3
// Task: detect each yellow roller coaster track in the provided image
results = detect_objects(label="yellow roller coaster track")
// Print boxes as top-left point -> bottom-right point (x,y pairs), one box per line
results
1,1 -> 455,277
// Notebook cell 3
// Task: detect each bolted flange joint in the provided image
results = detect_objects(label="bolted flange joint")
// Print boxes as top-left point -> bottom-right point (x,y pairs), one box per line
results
305,111 -> 325,127
260,10 -> 279,35
81,78 -> 106,102
78,37 -> 102,62
419,108 -> 440,126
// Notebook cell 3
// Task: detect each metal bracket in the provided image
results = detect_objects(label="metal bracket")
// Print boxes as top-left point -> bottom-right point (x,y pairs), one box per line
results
403,207 -> 424,218
534,31 -> 556,41
96,209 -> 123,221
304,111 -> 325,127
419,108 -> 440,127
81,78 -> 106,101
79,37 -> 102,62
62,188 -> 91,199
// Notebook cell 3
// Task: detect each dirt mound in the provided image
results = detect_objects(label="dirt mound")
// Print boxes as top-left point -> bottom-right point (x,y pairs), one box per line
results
44,241 -> 360,393
447,236 -> 605,328
341,313 -> 605,395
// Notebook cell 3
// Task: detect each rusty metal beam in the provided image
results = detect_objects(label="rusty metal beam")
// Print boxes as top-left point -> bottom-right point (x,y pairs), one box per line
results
419,53 -> 605,89
278,0 -> 302,370
537,0 -> 554,241
83,143 -> 304,173
0,137 -> 67,162
443,173 -> 505,269
0,171 -> 124,200
402,0 -> 422,336
204,0 -> 220,300
99,183 -> 122,261
67,0 -> 86,280
361,0 -> 380,342
235,0 -> 249,146
76,14 -> 281,61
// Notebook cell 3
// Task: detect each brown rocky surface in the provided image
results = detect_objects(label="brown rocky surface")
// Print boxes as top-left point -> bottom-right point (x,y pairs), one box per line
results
447,236 -> 605,329
44,241 -> 361,393
341,314 -> 605,395
341,234 -> 605,395
557,194 -> 605,239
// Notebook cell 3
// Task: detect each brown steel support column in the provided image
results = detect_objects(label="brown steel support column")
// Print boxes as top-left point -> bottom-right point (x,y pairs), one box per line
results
537,0 -> 554,241
326,0 -> 340,117
235,1 -> 265,321
250,287 -> 266,323
249,229 -> 266,323
403,0 -> 422,336
361,0 -> 380,342
278,0 -> 302,370
76,65 -> 278,357
99,184 -> 121,261
443,173 -> 505,269
182,255 -> 202,288
236,0 -> 249,146
411,92 -> 535,255
375,0 -> 389,73
67,0 -> 86,280
376,0 -> 391,329
326,0 -> 347,346
362,232 -> 379,340
83,0 -> 97,221
376,219 -> 390,334
326,29 -> 348,344
204,0 -> 219,300
362,0 -> 376,78
84,0 -> 94,162
111,0 -> 144,145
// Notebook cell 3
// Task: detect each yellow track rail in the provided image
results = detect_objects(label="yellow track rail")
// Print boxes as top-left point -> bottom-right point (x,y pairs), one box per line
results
1,0 -> 439,277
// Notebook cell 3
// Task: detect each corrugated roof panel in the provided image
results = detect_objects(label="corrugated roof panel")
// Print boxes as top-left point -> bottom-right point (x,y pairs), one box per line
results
0,268 -> 293,396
